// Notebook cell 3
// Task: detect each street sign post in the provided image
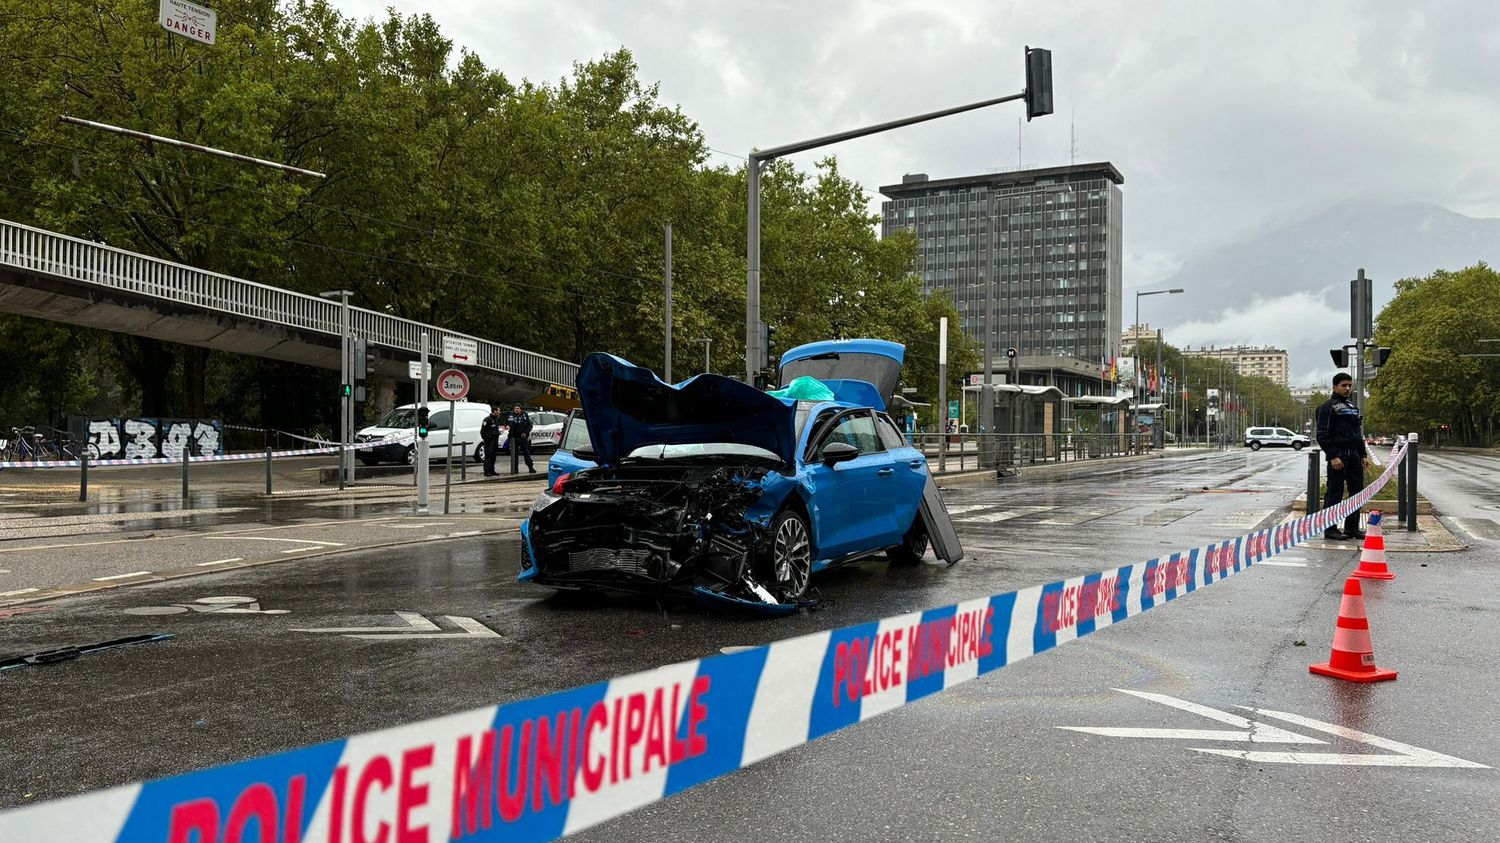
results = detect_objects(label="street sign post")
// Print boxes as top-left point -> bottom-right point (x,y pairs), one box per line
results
407,361 -> 433,381
436,369 -> 470,402
441,336 -> 479,365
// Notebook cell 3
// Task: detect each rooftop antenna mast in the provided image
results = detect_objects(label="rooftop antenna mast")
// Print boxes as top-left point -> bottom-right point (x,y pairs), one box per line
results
1070,111 -> 1078,165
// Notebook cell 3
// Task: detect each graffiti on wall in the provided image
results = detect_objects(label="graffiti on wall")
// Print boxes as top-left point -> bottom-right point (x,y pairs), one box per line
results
72,418 -> 224,460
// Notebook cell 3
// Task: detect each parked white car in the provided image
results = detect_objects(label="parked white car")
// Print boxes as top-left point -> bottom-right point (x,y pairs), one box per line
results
1243,426 -> 1311,450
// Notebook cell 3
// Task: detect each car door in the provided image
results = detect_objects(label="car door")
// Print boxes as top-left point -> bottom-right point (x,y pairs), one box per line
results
876,412 -> 927,536
803,410 -> 900,560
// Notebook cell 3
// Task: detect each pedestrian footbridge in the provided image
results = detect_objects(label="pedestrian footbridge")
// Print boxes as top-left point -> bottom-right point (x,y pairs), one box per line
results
0,218 -> 577,407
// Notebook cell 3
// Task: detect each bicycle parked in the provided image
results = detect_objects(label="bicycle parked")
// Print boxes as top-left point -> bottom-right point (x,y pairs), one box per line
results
1,426 -> 56,462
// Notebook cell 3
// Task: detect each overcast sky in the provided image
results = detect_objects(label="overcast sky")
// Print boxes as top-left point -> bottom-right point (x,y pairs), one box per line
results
340,0 -> 1500,383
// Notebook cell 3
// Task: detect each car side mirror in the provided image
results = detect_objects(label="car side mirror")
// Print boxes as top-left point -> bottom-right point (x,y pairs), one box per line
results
820,441 -> 859,465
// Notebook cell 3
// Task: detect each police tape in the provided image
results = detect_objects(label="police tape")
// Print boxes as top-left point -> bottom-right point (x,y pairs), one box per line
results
0,441 -> 1409,842
0,434 -> 416,471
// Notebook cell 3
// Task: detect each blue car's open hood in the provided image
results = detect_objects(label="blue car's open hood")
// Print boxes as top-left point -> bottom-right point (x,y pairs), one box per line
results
578,353 -> 798,467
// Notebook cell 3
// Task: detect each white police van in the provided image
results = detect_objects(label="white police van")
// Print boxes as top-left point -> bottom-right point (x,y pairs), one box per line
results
1243,426 -> 1311,451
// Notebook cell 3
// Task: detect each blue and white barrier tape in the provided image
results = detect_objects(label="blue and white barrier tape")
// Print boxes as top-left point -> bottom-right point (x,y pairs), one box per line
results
0,434 -> 416,471
0,442 -> 1408,842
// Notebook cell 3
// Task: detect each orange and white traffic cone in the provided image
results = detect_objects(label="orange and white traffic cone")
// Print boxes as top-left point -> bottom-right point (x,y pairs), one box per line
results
1351,510 -> 1395,580
1309,576 -> 1397,683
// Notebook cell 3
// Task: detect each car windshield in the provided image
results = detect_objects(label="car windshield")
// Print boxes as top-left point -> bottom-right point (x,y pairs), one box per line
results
378,409 -> 417,428
621,442 -> 783,465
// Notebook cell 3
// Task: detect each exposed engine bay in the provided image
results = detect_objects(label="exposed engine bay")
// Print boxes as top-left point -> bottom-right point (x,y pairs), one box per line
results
526,462 -> 801,608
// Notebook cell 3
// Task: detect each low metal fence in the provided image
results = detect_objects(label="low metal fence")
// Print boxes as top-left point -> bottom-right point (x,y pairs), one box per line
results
912,432 -> 1156,473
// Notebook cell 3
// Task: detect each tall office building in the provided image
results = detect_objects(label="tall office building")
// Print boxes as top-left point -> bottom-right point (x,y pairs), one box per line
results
879,163 -> 1125,369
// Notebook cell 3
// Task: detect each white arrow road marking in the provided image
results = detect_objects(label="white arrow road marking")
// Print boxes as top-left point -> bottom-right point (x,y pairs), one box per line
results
292,612 -> 500,640
1190,707 -> 1492,768
1059,689 -> 1324,744
1060,691 -> 1490,768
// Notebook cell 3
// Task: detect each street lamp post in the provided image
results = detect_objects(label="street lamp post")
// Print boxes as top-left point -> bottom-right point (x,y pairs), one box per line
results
319,289 -> 353,487
1132,288 -> 1182,450
694,337 -> 713,375
745,49 -> 1053,380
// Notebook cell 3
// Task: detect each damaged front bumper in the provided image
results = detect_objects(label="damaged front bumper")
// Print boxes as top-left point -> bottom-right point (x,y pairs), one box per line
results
519,467 -> 799,612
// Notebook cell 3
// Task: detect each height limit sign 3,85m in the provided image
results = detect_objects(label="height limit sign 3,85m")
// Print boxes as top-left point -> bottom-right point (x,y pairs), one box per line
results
435,369 -> 470,401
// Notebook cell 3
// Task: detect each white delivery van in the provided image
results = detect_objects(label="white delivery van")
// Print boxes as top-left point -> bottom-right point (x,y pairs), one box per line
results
355,401 -> 493,465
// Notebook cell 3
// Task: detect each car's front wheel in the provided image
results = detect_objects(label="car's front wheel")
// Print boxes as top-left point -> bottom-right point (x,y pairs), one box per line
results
764,509 -> 812,601
472,442 -> 487,464
1249,441 -> 1263,451
1292,441 -> 1305,450
403,445 -> 416,465
888,519 -> 929,565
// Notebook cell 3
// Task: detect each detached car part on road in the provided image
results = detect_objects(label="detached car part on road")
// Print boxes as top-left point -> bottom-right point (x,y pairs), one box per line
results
519,339 -> 963,614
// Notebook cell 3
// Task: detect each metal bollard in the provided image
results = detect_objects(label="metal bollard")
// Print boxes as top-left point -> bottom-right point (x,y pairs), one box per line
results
181,450 -> 191,509
443,442 -> 453,515
1406,433 -> 1419,532
1306,449 -> 1319,518
461,442 -> 468,481
79,449 -> 89,502
265,446 -> 273,495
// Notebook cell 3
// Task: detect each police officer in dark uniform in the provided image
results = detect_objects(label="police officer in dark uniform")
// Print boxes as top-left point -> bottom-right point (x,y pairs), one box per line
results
1315,372 -> 1368,540
504,404 -> 535,473
480,405 -> 504,476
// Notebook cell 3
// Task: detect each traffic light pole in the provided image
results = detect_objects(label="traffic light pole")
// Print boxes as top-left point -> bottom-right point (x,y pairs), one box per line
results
744,49 -> 1049,380
417,332 -> 430,514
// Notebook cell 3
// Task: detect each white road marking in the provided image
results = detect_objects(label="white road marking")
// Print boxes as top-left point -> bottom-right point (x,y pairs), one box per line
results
1257,561 -> 1310,568
92,571 -> 153,581
447,530 -> 481,538
203,536 -> 344,547
1060,690 -> 1490,768
1199,707 -> 1493,768
1059,689 -> 1324,744
196,557 -> 243,567
382,522 -> 455,529
292,611 -> 439,634
946,504 -> 1002,514
957,506 -> 1055,524
1450,517 -> 1500,541
0,568 -> 9,574
291,611 -> 500,640
1215,508 -> 1276,529
1036,506 -> 1130,526
0,587 -> 39,597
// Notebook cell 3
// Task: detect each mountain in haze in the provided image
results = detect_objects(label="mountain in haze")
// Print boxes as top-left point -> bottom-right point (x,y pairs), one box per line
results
1146,200 -> 1500,386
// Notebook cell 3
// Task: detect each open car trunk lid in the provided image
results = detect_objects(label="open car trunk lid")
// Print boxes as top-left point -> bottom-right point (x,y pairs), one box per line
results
776,339 -> 904,412
577,352 -> 798,467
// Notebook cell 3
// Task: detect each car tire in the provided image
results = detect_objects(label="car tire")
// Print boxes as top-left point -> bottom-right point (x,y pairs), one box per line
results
403,446 -> 416,465
763,508 -> 812,601
888,519 -> 929,565
472,442 -> 486,464
1292,441 -> 1305,450
1249,441 -> 1262,451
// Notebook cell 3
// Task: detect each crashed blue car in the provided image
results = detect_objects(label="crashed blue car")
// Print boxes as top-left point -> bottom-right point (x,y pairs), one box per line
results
518,339 -> 962,611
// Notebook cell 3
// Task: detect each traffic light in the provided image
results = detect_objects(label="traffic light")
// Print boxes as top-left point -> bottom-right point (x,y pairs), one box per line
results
1329,348 -> 1350,368
1024,47 -> 1053,121
354,337 -> 377,381
416,406 -> 430,439
1372,346 -> 1392,367
340,383 -> 352,398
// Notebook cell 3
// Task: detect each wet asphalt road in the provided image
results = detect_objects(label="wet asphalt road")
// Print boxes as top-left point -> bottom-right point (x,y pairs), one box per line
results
2,448 -> 1498,841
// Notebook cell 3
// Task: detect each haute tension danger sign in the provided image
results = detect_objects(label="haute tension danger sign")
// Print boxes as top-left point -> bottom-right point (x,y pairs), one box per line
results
159,0 -> 217,46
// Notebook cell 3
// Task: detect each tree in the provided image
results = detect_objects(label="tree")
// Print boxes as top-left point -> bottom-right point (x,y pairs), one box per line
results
1367,263 -> 1500,445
